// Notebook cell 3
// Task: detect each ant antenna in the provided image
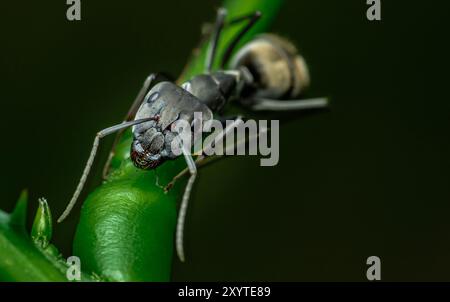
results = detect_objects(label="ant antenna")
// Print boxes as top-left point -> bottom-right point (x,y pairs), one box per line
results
58,117 -> 157,223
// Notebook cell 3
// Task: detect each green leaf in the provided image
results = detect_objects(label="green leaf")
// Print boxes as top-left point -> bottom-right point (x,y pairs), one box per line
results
9,190 -> 28,231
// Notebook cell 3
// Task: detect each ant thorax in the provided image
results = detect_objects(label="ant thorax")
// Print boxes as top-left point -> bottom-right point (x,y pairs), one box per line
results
180,71 -> 239,112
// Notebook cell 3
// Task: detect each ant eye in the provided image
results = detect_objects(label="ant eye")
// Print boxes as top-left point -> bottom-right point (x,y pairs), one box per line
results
147,92 -> 160,103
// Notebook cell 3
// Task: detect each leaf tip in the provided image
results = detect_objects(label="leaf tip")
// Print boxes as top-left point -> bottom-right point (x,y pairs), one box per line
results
31,197 -> 53,248
10,189 -> 29,230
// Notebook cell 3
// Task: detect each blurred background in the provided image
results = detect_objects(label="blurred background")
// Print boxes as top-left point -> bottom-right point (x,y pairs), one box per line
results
1,0 -> 449,281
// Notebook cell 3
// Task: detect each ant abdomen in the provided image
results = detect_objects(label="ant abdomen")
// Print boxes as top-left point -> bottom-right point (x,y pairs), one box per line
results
230,34 -> 310,100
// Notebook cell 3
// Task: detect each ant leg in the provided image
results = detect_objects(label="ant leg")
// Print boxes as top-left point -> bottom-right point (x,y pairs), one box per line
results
199,116 -> 244,159
173,116 -> 244,262
169,119 -> 272,262
164,117 -> 270,204
220,11 -> 262,69
203,8 -> 262,72
249,97 -> 329,111
102,72 -> 172,178
178,22 -> 213,80
58,117 -> 157,223
176,141 -> 198,262
205,8 -> 227,73
165,117 -> 243,192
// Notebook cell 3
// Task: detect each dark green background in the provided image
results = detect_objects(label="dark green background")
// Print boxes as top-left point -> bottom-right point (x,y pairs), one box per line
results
1,0 -> 449,281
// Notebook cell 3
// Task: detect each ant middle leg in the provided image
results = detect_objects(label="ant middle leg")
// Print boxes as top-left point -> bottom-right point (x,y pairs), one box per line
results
164,116 -> 244,192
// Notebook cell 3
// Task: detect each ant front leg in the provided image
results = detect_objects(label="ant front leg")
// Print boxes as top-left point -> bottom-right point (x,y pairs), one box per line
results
175,142 -> 198,262
168,116 -> 276,262
169,117 -> 244,262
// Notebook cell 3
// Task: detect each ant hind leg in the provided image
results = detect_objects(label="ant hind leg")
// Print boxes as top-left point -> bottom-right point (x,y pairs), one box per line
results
248,97 -> 329,111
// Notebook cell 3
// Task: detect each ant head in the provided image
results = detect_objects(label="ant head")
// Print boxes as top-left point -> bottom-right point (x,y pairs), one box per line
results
130,128 -> 166,170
